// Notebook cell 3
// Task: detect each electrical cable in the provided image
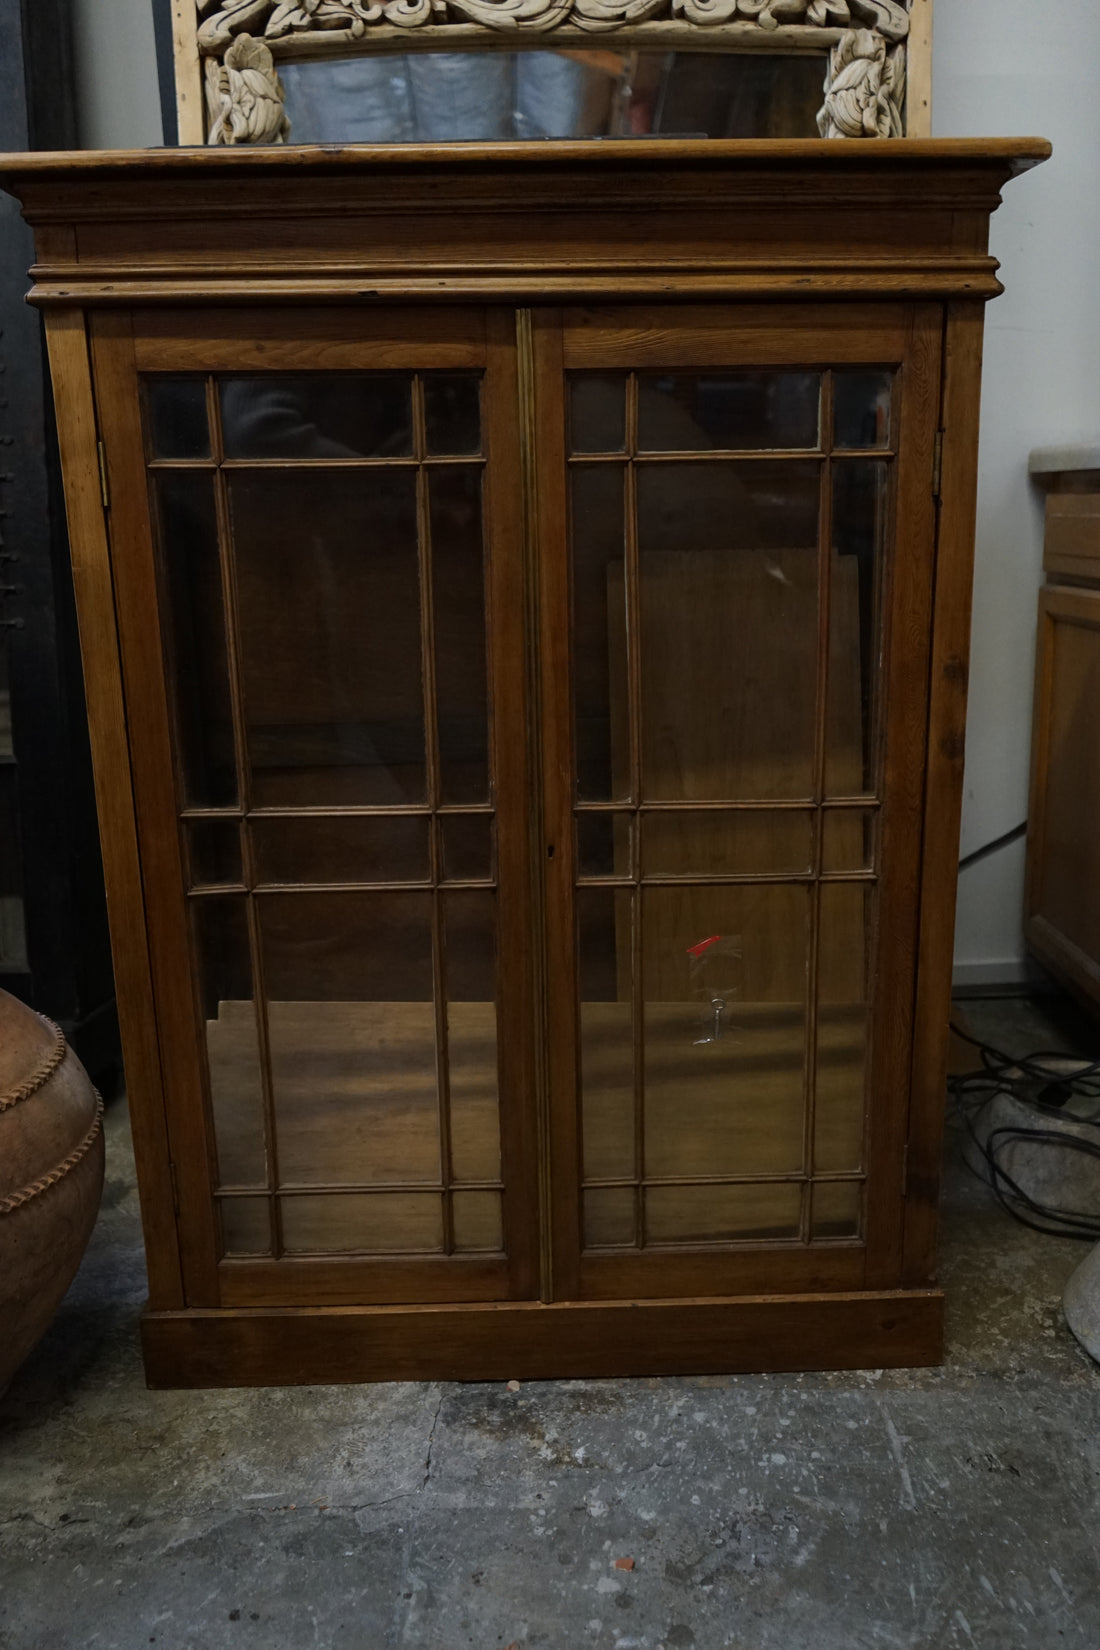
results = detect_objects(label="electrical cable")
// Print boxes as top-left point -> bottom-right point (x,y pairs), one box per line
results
948,1020 -> 1100,1241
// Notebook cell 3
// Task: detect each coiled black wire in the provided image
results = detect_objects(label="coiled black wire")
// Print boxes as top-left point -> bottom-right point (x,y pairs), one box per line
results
948,1022 -> 1100,1241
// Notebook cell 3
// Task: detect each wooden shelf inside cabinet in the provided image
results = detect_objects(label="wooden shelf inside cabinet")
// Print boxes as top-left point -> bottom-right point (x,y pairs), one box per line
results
1026,446 -> 1100,1015
0,138 -> 1048,1387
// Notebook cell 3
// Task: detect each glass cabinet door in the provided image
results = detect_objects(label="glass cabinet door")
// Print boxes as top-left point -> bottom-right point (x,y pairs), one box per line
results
537,305 -> 943,1300
95,310 -> 537,1307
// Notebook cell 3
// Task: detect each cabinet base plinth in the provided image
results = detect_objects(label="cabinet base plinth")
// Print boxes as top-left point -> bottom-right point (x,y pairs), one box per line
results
141,1290 -> 944,1388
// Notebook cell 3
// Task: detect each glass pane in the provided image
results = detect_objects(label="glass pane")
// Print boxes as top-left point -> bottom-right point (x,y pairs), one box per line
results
279,50 -> 826,145
220,375 -> 412,459
441,814 -> 493,882
637,373 -> 819,453
827,461 -> 888,796
219,1196 -> 271,1257
584,1187 -> 636,1249
641,810 -> 813,877
638,462 -> 820,801
814,882 -> 872,1174
812,1181 -> 862,1240
453,1190 -> 503,1251
281,1192 -> 443,1254
646,1182 -> 801,1244
571,465 -> 628,801
569,376 -> 626,454
145,377 -> 210,460
154,472 -> 237,808
229,469 -> 423,807
187,820 -> 242,888
194,897 -> 267,1187
445,890 -> 502,1185
430,467 -> 490,803
643,885 -> 809,1179
833,370 -> 893,450
260,891 -> 439,1186
578,886 -> 634,1182
821,809 -> 876,874
252,814 -> 429,886
576,812 -> 632,880
424,375 -> 481,456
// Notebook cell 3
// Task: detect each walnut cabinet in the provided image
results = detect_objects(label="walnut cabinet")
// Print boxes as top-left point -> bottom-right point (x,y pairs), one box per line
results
0,139 -> 1047,1386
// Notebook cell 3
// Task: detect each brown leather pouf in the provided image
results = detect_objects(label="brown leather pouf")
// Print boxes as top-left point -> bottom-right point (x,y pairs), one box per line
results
0,989 -> 105,1392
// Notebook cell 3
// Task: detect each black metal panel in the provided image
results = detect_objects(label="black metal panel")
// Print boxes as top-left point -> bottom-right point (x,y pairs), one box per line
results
0,0 -> 119,1080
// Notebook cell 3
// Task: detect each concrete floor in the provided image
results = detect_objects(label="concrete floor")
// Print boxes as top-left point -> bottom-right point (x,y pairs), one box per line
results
2,994 -> 1099,1650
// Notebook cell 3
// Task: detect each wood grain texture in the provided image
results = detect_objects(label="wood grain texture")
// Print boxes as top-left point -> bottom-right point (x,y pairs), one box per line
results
901,299 -> 982,1288
1024,585 -> 1100,1013
42,310 -> 184,1310
141,1288 -> 944,1387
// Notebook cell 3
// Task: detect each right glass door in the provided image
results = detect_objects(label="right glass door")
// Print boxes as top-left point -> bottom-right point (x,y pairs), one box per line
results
536,304 -> 944,1301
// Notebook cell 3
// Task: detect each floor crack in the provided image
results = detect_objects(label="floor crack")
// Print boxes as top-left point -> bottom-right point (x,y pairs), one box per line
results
422,1389 -> 444,1492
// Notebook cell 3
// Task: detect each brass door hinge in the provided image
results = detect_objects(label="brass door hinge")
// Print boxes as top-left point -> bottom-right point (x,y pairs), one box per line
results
97,440 -> 110,510
932,430 -> 944,499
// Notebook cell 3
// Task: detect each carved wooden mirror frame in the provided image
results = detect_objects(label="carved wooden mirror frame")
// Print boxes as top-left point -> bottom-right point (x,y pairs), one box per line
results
171,0 -> 932,146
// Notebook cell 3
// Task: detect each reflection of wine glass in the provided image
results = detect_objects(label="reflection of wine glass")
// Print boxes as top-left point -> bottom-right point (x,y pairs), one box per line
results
686,933 -> 741,1046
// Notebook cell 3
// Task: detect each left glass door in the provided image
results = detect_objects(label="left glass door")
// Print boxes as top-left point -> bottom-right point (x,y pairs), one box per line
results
93,309 -> 538,1308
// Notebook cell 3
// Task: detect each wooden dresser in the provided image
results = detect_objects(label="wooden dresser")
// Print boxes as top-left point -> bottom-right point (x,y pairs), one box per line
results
1027,446 -> 1100,1014
0,138 -> 1048,1386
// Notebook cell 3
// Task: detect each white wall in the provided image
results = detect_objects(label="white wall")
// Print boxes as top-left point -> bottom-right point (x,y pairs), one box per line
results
71,0 -> 162,149
933,0 -> 1100,984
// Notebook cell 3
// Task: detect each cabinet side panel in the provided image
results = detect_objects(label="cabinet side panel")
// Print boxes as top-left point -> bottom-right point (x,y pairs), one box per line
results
42,307 -> 184,1309
903,298 -> 984,1288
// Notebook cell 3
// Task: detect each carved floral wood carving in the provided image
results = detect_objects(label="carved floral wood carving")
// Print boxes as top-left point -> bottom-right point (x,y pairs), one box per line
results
193,0 -> 915,143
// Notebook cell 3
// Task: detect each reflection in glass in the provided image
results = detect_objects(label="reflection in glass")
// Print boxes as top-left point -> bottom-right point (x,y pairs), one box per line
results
445,890 -> 502,1187
220,374 -> 412,460
646,1182 -> 801,1244
253,814 -> 430,886
569,376 -> 626,454
814,882 -> 871,1174
260,890 -> 439,1186
154,472 -> 238,808
453,1190 -> 503,1251
145,376 -> 210,460
571,465 -> 628,801
193,896 -> 267,1187
811,1180 -> 862,1240
637,372 -> 820,453
441,813 -> 493,882
430,467 -> 490,803
578,886 -> 634,1182
584,1188 -> 636,1249
643,884 -> 808,1179
641,810 -> 813,877
219,1196 -> 271,1256
821,809 -> 876,874
637,461 -> 820,801
279,50 -> 828,144
187,820 -> 243,888
834,370 -> 893,449
229,469 -> 423,807
576,812 -> 632,880
281,1192 -> 444,1254
827,461 -> 887,796
425,375 -> 481,456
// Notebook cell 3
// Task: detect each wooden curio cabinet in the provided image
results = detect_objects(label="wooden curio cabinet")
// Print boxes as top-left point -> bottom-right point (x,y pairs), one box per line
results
0,139 -> 1047,1386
